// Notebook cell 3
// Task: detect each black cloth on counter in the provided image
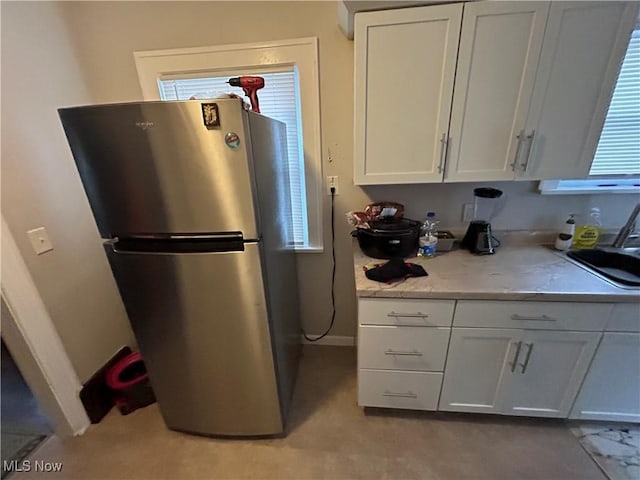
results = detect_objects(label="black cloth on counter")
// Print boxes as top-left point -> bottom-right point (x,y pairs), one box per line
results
364,257 -> 428,283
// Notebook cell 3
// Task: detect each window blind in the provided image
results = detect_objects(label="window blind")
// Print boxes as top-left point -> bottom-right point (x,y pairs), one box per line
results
159,72 -> 309,247
590,28 -> 640,176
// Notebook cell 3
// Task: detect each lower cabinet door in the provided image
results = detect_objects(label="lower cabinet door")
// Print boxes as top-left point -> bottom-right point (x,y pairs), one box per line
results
358,369 -> 443,410
570,332 -> 640,422
501,330 -> 600,418
439,328 -> 521,413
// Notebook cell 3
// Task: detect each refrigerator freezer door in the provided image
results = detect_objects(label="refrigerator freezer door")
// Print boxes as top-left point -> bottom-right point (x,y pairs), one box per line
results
59,99 -> 260,238
105,242 -> 284,436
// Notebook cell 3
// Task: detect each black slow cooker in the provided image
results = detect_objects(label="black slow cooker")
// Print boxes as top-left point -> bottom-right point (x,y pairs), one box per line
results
352,218 -> 421,259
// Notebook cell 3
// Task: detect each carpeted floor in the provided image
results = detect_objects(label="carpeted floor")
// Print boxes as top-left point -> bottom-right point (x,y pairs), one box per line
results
10,345 -> 607,480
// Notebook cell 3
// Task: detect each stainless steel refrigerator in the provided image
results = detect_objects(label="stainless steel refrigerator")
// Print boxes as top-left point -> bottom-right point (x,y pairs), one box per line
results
59,98 -> 301,437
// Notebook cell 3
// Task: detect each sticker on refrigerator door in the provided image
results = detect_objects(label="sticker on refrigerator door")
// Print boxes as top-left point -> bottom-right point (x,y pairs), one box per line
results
201,103 -> 220,127
224,132 -> 240,149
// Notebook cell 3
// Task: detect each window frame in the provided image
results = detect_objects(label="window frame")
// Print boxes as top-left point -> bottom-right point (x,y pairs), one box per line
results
134,37 -> 324,252
157,71 -> 309,247
539,177 -> 640,195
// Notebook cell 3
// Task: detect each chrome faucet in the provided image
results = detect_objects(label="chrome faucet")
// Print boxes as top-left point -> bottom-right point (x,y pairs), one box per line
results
612,202 -> 640,248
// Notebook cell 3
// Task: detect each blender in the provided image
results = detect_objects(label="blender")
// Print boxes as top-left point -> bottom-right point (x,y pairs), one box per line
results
461,187 -> 505,255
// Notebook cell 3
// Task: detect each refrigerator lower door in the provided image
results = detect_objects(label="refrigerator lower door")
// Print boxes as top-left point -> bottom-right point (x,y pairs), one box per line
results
106,242 -> 283,436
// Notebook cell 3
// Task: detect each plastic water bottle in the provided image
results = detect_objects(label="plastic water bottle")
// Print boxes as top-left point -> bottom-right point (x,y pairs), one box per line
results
417,212 -> 439,257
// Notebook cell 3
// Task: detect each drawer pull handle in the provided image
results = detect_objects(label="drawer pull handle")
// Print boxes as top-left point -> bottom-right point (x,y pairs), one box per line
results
387,312 -> 429,318
382,391 -> 418,399
510,314 -> 556,322
384,349 -> 423,357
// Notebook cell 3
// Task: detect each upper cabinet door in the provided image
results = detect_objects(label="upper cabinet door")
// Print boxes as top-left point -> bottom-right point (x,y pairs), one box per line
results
518,2 -> 639,180
446,2 -> 550,182
354,4 -> 462,185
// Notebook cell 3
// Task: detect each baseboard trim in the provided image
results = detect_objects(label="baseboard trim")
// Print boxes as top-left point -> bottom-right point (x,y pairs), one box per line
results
301,335 -> 355,346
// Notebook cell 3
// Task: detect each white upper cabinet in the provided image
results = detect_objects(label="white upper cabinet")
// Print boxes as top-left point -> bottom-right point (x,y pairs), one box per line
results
445,2 -> 549,182
354,4 -> 462,185
519,2 -> 639,180
354,1 -> 639,185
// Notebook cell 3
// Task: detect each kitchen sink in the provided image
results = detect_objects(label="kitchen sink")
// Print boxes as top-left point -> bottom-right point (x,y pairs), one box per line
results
565,249 -> 640,288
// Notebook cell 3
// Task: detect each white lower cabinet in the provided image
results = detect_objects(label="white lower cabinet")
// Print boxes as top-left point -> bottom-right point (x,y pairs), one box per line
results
439,328 -> 599,418
357,298 -> 453,411
358,370 -> 443,410
438,328 -> 518,413
499,330 -> 599,418
358,325 -> 450,371
570,333 -> 640,422
357,297 -> 630,420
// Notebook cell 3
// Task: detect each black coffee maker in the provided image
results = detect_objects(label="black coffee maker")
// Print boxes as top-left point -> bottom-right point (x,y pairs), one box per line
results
461,187 -> 504,255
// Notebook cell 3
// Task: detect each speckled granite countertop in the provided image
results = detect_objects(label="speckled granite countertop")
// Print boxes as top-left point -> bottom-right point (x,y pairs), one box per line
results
353,236 -> 639,302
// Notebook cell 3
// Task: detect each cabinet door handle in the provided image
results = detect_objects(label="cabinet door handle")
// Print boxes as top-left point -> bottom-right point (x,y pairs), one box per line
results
520,130 -> 535,173
510,314 -> 557,322
382,391 -> 418,399
519,343 -> 534,374
510,130 -> 525,171
384,349 -> 423,357
387,312 -> 429,318
438,133 -> 448,173
510,341 -> 523,373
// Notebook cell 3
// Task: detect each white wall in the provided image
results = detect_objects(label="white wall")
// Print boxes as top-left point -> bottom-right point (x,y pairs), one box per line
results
364,181 -> 640,232
1,1 -> 135,382
3,1 -> 636,347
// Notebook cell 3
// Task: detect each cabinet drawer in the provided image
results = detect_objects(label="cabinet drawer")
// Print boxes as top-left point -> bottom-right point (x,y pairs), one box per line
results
358,325 -> 450,371
359,298 -> 455,327
358,369 -> 442,410
607,304 -> 640,332
453,301 -> 610,331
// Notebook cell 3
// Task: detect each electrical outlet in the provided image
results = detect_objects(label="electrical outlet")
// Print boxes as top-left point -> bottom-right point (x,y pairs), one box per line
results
27,227 -> 54,255
327,175 -> 339,195
462,203 -> 474,222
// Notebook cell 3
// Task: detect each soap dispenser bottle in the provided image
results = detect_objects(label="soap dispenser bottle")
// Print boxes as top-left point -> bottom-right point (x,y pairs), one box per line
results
554,214 -> 576,251
573,208 -> 602,249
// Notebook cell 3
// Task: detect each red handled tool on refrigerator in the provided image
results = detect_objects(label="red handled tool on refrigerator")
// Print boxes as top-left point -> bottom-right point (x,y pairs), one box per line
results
227,76 -> 265,113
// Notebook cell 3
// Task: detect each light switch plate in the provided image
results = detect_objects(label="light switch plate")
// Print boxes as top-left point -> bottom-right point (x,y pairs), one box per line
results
27,227 -> 54,255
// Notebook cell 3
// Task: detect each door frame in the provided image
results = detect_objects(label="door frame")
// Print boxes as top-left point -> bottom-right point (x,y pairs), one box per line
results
2,216 -> 90,436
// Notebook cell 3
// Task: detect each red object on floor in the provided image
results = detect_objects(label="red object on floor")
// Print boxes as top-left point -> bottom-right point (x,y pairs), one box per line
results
105,351 -> 156,415
106,351 -> 148,390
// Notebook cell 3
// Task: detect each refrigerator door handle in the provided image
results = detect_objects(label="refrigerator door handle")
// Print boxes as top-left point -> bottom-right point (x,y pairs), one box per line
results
109,233 -> 248,254
117,232 -> 245,241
